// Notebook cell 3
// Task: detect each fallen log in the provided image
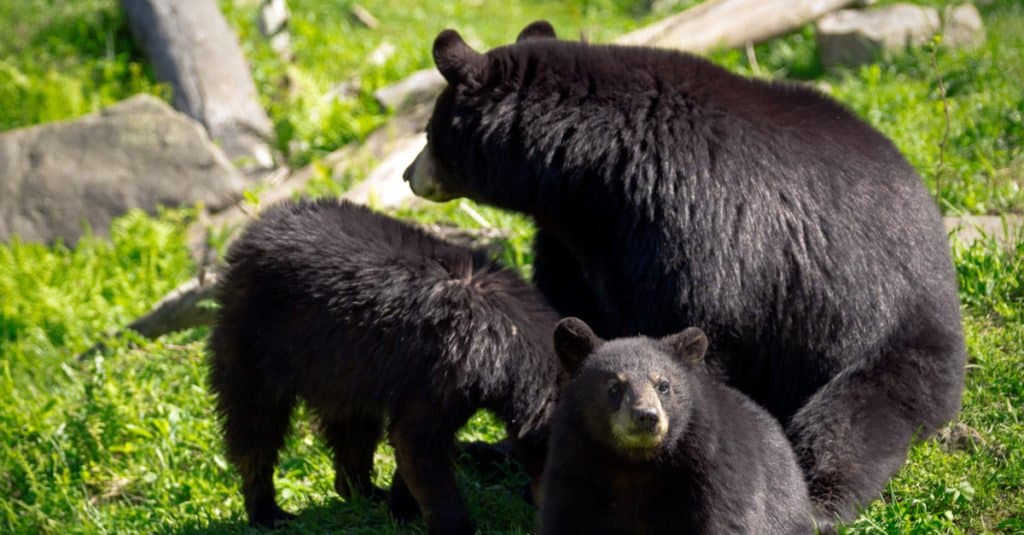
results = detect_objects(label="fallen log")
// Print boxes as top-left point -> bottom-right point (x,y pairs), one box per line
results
182,101 -> 433,258
76,222 -> 507,360
615,0 -> 860,52
371,0 -> 861,122
122,0 -> 276,171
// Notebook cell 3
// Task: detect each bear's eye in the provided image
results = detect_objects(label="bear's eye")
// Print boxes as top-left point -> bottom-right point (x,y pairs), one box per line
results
656,380 -> 670,395
607,381 -> 623,400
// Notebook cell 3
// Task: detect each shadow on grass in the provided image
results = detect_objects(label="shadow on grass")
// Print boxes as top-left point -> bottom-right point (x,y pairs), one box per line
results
169,490 -> 534,535
168,447 -> 535,535
168,496 -> 410,535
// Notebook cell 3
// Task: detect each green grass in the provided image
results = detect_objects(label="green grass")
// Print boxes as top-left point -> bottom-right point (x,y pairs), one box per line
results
0,0 -> 166,131
2,203 -> 1023,535
218,0 -> 658,168
703,0 -> 1024,214
2,0 -> 1024,533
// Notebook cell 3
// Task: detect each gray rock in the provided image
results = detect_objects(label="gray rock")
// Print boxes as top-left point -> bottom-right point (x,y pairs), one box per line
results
343,133 -> 425,208
258,0 -> 289,36
268,31 -> 292,60
373,68 -> 446,111
935,422 -> 985,453
944,215 -> 1022,247
367,41 -> 397,66
121,0 -> 276,171
816,3 -> 940,68
942,3 -> 986,49
0,95 -> 249,245
259,0 -> 292,59
326,79 -> 362,101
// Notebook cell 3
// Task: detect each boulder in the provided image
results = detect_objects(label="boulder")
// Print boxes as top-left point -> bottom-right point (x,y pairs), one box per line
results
942,3 -> 986,49
944,215 -> 1023,247
817,4 -> 940,68
0,95 -> 248,245
816,3 -> 986,68
121,0 -> 276,171
259,0 -> 292,59
367,41 -> 397,66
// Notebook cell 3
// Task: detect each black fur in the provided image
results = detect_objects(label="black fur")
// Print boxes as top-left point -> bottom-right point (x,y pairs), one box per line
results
208,199 -> 560,534
541,319 -> 813,534
408,22 -> 966,526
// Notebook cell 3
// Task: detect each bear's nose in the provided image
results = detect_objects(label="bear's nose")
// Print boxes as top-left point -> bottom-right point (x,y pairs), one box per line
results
631,407 -> 659,431
402,162 -> 414,183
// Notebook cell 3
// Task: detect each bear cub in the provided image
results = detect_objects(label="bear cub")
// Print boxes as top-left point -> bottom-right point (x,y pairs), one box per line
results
208,199 -> 561,534
540,318 -> 812,534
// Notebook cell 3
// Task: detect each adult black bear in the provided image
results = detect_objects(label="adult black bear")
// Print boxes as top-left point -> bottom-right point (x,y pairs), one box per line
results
208,199 -> 561,534
405,20 -> 966,527
540,317 -> 813,534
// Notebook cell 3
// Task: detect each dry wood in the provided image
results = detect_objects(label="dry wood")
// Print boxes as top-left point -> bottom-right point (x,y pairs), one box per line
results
121,0 -> 276,170
615,0 -> 859,53
351,4 -> 379,29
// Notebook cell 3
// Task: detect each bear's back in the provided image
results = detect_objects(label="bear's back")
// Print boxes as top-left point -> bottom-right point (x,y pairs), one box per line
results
215,199 -> 559,413
490,39 -> 956,387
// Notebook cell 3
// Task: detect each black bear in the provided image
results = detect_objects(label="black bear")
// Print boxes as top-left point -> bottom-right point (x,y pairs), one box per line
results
208,199 -> 561,534
404,20 -> 966,527
540,317 -> 813,534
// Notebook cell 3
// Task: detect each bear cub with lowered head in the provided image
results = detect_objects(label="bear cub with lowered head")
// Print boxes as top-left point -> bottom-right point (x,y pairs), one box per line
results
540,317 -> 813,534
209,199 -> 561,534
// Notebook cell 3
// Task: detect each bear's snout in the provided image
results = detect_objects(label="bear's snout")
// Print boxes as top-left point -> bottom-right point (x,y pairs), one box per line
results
405,147 -> 457,202
631,407 -> 660,432
402,158 -> 415,183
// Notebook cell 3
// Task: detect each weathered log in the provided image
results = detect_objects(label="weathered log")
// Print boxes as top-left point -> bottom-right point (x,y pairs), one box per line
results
183,100 -> 434,257
127,273 -> 221,338
121,0 -> 276,171
343,133 -> 425,208
374,68 -> 446,111
372,0 -> 858,117
76,222 -> 506,360
615,0 -> 860,52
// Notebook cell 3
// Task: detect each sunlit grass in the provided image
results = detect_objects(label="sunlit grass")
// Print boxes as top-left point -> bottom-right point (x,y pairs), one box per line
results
1,0 -> 1022,533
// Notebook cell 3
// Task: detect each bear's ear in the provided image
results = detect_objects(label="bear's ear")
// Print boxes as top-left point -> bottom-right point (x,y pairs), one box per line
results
433,29 -> 487,88
516,20 -> 557,42
554,317 -> 602,374
662,327 -> 708,367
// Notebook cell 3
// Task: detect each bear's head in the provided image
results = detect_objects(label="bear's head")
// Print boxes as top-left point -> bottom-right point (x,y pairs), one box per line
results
552,317 -> 709,460
403,21 -> 562,210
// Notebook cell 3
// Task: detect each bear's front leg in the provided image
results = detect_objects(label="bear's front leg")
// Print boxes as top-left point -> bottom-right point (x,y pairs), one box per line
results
532,229 -> 606,334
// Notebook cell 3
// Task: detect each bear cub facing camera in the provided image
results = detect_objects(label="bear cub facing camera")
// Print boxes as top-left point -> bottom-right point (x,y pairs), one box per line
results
540,318 -> 813,534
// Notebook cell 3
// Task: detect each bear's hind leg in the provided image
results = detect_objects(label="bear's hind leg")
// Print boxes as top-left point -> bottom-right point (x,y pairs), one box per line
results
387,470 -> 420,523
213,371 -> 298,529
786,327 -> 965,530
389,398 -> 476,535
320,414 -> 386,501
